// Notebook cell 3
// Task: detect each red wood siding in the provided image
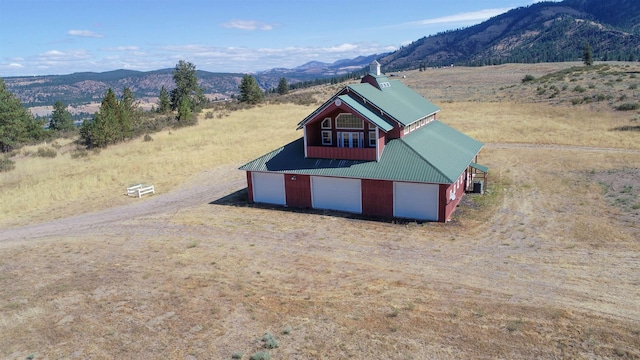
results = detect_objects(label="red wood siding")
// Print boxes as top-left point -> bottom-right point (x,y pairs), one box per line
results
441,173 -> 466,222
362,179 -> 393,217
285,174 -> 312,208
388,127 -> 402,139
307,146 -> 377,161
246,171 -> 254,203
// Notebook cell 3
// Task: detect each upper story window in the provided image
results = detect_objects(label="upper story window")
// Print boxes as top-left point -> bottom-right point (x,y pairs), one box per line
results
321,118 -> 331,129
336,113 -> 363,129
368,131 -> 376,147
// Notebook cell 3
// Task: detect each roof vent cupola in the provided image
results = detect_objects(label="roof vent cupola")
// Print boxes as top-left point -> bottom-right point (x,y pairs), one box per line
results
370,60 -> 381,76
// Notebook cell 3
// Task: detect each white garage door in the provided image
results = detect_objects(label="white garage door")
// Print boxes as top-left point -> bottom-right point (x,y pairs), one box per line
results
394,182 -> 439,221
311,176 -> 362,213
252,172 -> 286,205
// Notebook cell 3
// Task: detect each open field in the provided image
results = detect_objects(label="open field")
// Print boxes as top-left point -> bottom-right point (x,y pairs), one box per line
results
1,63 -> 640,359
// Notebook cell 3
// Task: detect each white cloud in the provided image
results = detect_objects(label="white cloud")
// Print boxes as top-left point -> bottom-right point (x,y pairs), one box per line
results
404,8 -> 512,27
221,20 -> 274,31
8,63 -> 24,68
105,46 -> 140,51
68,29 -> 104,38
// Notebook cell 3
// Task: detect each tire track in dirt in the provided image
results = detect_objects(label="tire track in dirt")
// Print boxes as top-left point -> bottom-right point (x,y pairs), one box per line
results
0,164 -> 246,243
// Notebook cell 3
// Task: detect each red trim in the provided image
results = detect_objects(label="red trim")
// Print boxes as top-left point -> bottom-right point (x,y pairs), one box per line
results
246,171 -> 254,203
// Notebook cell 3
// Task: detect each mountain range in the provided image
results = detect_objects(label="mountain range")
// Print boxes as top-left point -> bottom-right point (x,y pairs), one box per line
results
4,0 -> 639,108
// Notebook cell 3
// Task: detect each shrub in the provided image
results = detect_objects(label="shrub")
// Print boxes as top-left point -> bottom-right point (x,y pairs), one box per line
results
521,74 -> 535,83
204,111 -> 214,119
262,332 -> 279,349
573,85 -> 586,93
231,352 -> 243,359
71,148 -> 89,159
250,351 -> 270,360
0,157 -> 15,172
571,98 -> 583,105
616,103 -> 640,111
629,83 -> 638,90
36,147 -> 57,158
143,134 -> 153,142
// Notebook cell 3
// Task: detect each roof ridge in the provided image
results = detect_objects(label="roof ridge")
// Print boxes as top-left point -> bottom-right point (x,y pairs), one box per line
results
345,84 -> 401,124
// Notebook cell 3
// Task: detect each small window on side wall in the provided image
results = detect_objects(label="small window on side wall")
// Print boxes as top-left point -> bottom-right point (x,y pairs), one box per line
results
321,118 -> 331,129
322,130 -> 332,145
368,131 -> 376,147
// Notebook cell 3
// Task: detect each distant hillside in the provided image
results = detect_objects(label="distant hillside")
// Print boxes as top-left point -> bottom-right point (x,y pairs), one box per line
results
3,55 -> 381,108
380,0 -> 640,70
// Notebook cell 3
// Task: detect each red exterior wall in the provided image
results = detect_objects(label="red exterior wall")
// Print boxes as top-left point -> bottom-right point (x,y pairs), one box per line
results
246,171 -> 254,203
362,179 -> 394,217
388,127 -> 402,139
285,174 -> 312,208
440,173 -> 466,222
307,146 -> 376,161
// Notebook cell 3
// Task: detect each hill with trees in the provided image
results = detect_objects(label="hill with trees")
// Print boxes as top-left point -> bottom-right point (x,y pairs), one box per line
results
380,0 -> 640,70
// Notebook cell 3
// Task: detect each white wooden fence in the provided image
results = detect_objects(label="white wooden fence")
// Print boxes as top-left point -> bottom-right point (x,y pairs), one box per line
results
127,184 -> 155,198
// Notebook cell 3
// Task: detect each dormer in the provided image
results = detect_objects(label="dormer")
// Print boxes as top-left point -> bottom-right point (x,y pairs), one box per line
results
297,62 -> 440,162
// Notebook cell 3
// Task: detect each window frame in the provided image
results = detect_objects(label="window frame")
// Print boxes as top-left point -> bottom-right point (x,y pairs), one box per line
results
368,131 -> 376,147
321,130 -> 332,145
336,113 -> 364,129
321,118 -> 332,129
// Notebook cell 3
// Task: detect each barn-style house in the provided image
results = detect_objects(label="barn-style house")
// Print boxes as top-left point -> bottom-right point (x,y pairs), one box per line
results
239,61 -> 487,222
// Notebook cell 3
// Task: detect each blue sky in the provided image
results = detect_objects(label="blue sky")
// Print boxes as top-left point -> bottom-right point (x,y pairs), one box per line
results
0,0 -> 550,77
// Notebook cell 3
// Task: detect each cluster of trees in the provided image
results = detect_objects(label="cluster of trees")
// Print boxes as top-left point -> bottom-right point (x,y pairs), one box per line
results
0,78 -> 47,152
79,88 -> 141,148
80,60 -> 206,148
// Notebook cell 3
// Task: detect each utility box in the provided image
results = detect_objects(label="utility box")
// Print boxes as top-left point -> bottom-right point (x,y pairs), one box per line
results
473,181 -> 483,194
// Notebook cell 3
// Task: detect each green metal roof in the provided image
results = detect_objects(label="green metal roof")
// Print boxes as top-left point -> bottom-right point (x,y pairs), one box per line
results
298,75 -> 440,130
337,95 -> 395,132
239,120 -> 484,184
470,162 -> 489,173
346,80 -> 440,126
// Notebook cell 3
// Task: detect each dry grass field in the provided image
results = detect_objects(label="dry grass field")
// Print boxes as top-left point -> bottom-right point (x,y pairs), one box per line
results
1,63 -> 640,359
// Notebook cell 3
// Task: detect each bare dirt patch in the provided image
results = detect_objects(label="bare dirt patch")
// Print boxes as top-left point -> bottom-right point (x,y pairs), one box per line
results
589,168 -> 640,226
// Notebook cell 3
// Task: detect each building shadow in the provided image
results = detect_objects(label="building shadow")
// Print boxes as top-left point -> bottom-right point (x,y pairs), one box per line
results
208,187 -> 428,225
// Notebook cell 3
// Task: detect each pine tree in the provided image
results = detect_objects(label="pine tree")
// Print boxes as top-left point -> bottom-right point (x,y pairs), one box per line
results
49,101 -> 75,132
157,86 -> 171,114
277,77 -> 289,95
80,88 -> 136,148
583,42 -> 594,66
170,60 -> 206,113
0,78 -> 46,152
238,74 -> 264,104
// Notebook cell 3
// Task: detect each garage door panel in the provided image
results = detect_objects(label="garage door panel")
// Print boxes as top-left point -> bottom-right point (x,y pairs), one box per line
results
394,182 -> 438,221
252,172 -> 286,205
311,177 -> 362,213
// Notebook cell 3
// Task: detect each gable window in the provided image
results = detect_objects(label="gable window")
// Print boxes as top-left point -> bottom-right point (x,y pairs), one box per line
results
321,118 -> 331,129
368,131 -> 377,147
336,113 -> 363,129
368,122 -> 376,130
321,130 -> 332,145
